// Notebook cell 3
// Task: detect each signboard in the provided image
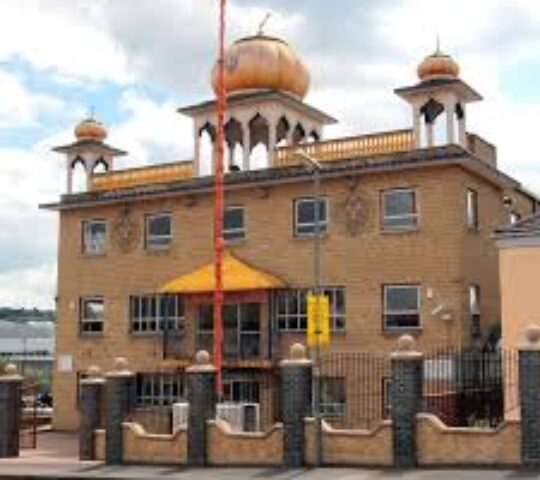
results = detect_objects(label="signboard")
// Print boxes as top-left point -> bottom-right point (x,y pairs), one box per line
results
307,294 -> 330,346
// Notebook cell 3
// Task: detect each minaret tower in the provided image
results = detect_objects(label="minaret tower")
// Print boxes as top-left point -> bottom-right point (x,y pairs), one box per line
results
395,45 -> 482,149
52,117 -> 126,193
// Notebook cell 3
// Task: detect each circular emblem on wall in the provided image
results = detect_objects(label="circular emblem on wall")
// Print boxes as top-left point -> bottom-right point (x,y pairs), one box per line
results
112,206 -> 140,253
336,192 -> 369,237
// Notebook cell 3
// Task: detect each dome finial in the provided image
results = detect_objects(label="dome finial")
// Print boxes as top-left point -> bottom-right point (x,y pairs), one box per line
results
435,35 -> 441,54
257,12 -> 272,36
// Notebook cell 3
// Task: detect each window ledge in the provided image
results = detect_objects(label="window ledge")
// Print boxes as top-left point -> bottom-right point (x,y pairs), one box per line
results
80,253 -> 107,259
380,227 -> 420,235
224,238 -> 247,247
383,327 -> 422,336
79,332 -> 104,338
292,233 -> 329,242
145,246 -> 172,255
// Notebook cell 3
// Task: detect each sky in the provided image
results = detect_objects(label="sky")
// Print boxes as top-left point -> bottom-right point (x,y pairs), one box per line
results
0,0 -> 539,309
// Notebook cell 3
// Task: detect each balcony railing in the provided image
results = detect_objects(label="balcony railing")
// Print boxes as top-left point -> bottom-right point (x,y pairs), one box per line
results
272,129 -> 414,167
90,161 -> 194,192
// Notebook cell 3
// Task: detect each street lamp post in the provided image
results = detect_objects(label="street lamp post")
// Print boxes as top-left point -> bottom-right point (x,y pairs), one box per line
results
296,150 -> 323,467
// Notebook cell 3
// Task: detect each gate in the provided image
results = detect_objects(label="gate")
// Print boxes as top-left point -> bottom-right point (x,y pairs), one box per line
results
422,346 -> 518,427
19,380 -> 38,449
316,352 -> 391,430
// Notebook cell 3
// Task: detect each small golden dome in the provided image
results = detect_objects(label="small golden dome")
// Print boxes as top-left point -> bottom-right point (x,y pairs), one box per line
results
74,118 -> 108,141
417,49 -> 459,81
211,35 -> 310,99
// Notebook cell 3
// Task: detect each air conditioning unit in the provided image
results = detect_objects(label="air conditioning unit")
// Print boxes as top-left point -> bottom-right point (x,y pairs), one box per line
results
217,402 -> 260,432
172,402 -> 189,430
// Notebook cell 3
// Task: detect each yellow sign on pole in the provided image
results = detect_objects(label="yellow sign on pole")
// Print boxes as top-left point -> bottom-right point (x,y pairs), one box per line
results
307,294 -> 330,346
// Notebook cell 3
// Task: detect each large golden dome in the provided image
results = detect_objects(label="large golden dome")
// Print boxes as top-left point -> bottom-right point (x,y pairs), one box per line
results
211,34 -> 310,99
417,49 -> 460,81
74,118 -> 108,141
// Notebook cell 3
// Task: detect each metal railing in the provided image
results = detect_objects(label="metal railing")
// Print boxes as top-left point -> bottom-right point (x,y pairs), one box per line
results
272,129 -> 414,167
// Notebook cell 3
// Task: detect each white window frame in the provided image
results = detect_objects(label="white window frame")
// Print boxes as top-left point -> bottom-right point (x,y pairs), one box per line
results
136,373 -> 185,406
80,297 -> 104,334
275,287 -> 346,332
382,188 -> 419,231
145,213 -> 172,250
383,284 -> 421,330
466,188 -> 479,230
82,219 -> 106,255
223,205 -> 246,242
130,294 -> 184,334
294,197 -> 328,237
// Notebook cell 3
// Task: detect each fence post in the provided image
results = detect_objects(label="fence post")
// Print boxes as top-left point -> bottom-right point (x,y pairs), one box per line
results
0,364 -> 23,458
105,357 -> 134,465
391,334 -> 423,469
186,350 -> 216,467
519,325 -> 540,469
79,365 -> 105,461
280,343 -> 313,468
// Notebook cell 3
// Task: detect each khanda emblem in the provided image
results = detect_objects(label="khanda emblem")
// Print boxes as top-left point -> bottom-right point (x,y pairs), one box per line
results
336,190 -> 368,237
112,206 -> 140,253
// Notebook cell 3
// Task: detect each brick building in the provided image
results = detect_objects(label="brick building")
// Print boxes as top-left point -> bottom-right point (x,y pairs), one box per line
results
42,32 -> 537,431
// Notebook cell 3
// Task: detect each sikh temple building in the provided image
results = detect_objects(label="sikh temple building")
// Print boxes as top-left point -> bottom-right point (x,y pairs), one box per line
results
43,31 -> 538,431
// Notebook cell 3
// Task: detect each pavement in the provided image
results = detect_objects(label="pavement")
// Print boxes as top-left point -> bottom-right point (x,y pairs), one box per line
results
0,432 -> 539,479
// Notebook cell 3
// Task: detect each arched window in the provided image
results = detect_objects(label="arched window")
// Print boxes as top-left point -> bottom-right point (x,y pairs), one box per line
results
93,158 -> 108,174
199,123 -> 215,176
71,157 -> 87,193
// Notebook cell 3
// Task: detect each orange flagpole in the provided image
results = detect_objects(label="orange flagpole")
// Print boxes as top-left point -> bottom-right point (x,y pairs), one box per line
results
213,0 -> 227,397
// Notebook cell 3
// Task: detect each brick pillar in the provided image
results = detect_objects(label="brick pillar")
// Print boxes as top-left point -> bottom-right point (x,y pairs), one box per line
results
0,364 -> 23,458
79,365 -> 105,461
280,343 -> 313,468
391,335 -> 423,469
186,350 -> 216,467
105,357 -> 134,465
519,325 -> 540,469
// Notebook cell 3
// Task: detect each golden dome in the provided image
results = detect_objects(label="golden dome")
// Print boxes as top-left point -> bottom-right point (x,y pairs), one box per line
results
74,118 -> 108,141
417,49 -> 459,81
211,35 -> 310,99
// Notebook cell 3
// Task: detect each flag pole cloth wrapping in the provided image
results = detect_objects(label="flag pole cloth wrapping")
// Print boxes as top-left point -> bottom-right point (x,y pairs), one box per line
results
159,251 -> 286,294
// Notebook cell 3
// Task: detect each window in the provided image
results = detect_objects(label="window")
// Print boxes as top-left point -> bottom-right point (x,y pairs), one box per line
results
383,285 -> 421,330
466,189 -> 479,230
469,284 -> 481,337
382,189 -> 419,230
136,373 -> 185,406
224,206 -> 245,241
275,287 -> 346,332
222,378 -> 260,403
294,197 -> 327,236
509,211 -> 521,225
80,297 -> 104,334
145,213 -> 172,249
130,294 -> 184,333
317,377 -> 345,417
82,220 -> 106,255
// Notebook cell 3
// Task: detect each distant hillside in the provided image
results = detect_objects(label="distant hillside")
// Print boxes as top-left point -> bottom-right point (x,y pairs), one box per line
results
0,307 -> 55,323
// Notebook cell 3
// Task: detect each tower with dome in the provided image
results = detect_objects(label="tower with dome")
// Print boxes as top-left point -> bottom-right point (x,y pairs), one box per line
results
43,29 -> 538,434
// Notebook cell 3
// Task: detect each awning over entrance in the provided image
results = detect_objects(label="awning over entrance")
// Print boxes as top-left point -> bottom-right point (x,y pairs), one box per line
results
159,251 -> 286,294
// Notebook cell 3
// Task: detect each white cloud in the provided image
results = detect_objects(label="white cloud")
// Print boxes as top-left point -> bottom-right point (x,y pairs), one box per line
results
0,263 -> 57,309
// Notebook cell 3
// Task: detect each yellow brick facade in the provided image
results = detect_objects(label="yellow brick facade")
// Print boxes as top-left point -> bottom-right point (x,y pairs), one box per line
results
51,160 -> 535,430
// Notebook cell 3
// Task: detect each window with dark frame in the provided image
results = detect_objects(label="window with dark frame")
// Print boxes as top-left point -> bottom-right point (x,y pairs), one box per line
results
466,189 -> 479,230
224,206 -> 245,241
274,287 -> 346,332
382,189 -> 419,230
82,219 -> 106,255
135,372 -> 185,406
145,213 -> 172,249
383,285 -> 421,330
129,294 -> 184,334
80,297 -> 104,334
222,378 -> 260,403
318,376 -> 346,417
382,377 -> 392,418
469,284 -> 481,337
294,197 -> 327,236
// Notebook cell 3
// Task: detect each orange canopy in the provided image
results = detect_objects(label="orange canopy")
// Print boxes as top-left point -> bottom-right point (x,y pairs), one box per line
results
159,251 -> 286,294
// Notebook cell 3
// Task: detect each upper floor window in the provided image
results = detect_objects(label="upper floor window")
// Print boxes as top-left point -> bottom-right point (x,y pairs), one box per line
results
82,219 -> 106,255
466,189 -> 479,230
509,211 -> 521,225
145,213 -> 172,249
469,284 -> 481,337
382,189 -> 419,231
130,294 -> 184,334
274,287 -> 345,332
80,297 -> 104,334
383,284 -> 421,330
224,206 -> 245,242
294,197 -> 327,237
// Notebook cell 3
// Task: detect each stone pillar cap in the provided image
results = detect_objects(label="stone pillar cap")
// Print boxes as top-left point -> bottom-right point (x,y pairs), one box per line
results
80,365 -> 106,384
105,357 -> 134,377
187,350 -> 216,373
280,343 -> 313,367
0,363 -> 23,382
520,324 -> 540,351
390,334 -> 423,360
